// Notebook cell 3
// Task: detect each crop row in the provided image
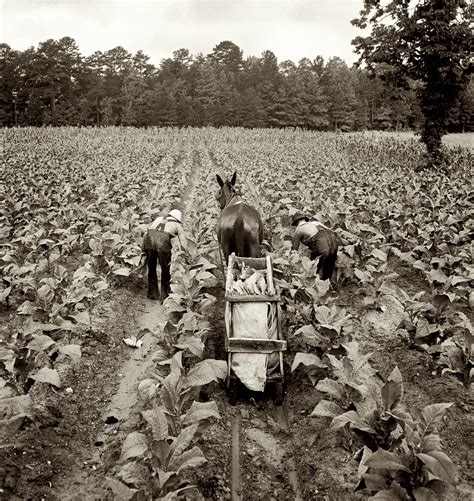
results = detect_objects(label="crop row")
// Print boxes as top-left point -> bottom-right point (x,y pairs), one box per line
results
207,129 -> 472,383
205,129 -> 472,498
1,128 -> 189,434
1,127 -> 472,499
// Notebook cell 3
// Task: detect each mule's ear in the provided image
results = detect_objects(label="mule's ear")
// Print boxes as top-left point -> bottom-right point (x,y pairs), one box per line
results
230,171 -> 237,186
216,174 -> 224,187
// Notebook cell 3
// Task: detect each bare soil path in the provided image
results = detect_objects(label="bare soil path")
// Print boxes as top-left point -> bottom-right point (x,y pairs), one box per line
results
0,285 -> 160,501
51,294 -> 166,501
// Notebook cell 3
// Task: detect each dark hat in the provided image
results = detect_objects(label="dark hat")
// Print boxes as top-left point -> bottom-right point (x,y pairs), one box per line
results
291,212 -> 309,226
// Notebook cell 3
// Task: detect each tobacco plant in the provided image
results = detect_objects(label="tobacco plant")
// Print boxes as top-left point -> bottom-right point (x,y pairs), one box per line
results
112,405 -> 209,500
357,403 -> 457,500
310,341 -> 378,417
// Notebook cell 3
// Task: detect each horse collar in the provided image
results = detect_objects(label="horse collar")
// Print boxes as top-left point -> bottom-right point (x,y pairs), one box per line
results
227,199 -> 243,207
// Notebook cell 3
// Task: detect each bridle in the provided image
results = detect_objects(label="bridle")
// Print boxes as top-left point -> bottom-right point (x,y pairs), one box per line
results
216,183 -> 240,209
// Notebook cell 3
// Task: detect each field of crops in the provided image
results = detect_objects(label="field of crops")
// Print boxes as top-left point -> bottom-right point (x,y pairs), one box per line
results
1,127 -> 472,500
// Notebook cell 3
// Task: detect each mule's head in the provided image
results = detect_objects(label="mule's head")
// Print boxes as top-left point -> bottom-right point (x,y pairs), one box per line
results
215,172 -> 237,210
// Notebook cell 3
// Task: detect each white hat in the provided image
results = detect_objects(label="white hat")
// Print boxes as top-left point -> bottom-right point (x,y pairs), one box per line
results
168,209 -> 182,223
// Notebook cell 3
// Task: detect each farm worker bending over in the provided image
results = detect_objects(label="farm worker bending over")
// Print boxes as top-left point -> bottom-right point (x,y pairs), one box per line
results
291,212 -> 338,281
142,208 -> 183,300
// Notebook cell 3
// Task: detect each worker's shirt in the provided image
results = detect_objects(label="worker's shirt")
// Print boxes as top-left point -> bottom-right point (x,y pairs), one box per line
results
149,216 -> 181,239
292,220 -> 330,250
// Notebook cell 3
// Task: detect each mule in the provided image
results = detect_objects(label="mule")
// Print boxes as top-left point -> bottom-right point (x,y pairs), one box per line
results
215,172 -> 264,263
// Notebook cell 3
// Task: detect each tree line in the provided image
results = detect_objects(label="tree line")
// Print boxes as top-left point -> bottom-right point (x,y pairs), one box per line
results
0,38 -> 472,131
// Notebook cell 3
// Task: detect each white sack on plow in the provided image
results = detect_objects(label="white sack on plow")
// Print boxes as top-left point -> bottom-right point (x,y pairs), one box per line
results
231,302 -> 279,392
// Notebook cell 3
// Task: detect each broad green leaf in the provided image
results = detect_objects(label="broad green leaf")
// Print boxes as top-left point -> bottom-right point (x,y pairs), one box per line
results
152,346 -> 172,363
151,439 -> 171,468
1,286 -> 12,302
170,445 -> 207,472
38,238 -> 56,247
416,451 -> 457,485
125,255 -> 142,267
159,485 -> 197,501
120,431 -> 148,461
455,311 -> 473,333
320,325 -> 340,338
326,353 -> 344,373
310,277 -> 331,297
342,341 -> 375,378
358,445 -> 373,478
415,319 -> 439,339
17,300 -> 35,315
54,317 -> 76,331
168,423 -> 199,468
142,406 -> 169,441
291,353 -> 327,372
106,477 -> 138,501
313,305 -> 333,325
364,449 -> 411,473
432,294 -> 450,310
0,394 -> 34,437
113,267 -> 131,276
311,400 -> 343,418
69,311 -> 91,326
32,367 -> 61,388
181,400 -> 220,426
117,461 -> 148,488
160,380 -> 176,415
137,379 -> 158,400
73,265 -> 96,281
381,366 -> 403,411
369,488 -> 406,500
316,378 -> 345,400
294,325 -> 318,338
0,414 -> 30,437
184,359 -> 227,389
363,473 -> 392,492
413,486 -> 438,501
174,336 -> 205,358
156,467 -> 175,489
371,249 -> 388,262
422,434 -> 442,453
354,269 -> 372,283
428,269 -> 448,285
330,410 -> 374,433
418,403 -> 453,435
26,334 -> 56,352
195,256 -> 217,271
451,276 -> 471,285
36,284 -> 55,304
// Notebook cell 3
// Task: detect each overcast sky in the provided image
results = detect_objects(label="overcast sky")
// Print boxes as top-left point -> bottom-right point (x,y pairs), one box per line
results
1,0 -> 364,66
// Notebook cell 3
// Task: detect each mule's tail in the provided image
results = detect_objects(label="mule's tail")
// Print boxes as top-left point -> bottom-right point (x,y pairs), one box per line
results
320,250 -> 337,281
234,217 -> 246,257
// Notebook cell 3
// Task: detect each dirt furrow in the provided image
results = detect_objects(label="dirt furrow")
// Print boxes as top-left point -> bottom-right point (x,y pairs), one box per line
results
50,149 -> 200,499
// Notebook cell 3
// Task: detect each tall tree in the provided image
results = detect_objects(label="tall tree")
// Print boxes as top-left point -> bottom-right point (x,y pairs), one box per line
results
258,50 -> 283,126
321,57 -> 358,131
209,41 -> 243,74
0,44 -> 20,125
21,37 -> 82,125
352,0 -> 472,161
298,58 -> 329,129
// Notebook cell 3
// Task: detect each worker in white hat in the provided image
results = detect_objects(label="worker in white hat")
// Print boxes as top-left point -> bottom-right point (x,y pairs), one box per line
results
142,208 -> 183,300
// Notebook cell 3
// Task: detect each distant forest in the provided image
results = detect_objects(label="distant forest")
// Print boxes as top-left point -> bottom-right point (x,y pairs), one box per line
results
1,37 -> 472,130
